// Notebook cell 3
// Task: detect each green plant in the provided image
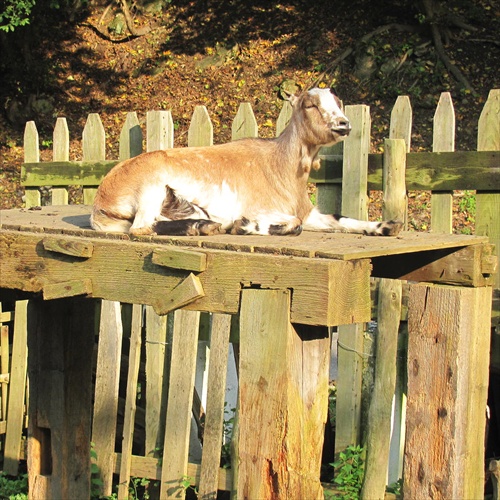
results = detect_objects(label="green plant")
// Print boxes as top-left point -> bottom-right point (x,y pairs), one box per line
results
180,475 -> 198,496
387,478 -> 402,496
330,445 -> 365,500
0,472 -> 28,500
221,403 -> 236,468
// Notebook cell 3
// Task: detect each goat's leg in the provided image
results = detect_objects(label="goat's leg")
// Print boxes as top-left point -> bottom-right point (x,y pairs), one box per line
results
153,219 -> 225,236
230,215 -> 303,236
303,208 -> 403,236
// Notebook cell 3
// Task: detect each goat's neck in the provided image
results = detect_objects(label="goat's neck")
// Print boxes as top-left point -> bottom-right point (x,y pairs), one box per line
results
276,120 -> 322,180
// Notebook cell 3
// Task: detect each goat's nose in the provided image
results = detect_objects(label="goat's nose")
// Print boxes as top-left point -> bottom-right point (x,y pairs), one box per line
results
333,119 -> 351,136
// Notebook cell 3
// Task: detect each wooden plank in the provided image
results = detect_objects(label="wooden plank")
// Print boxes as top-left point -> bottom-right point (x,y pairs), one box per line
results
315,150 -> 499,190
382,138 -> 407,226
82,113 -> 106,204
152,273 -> 205,315
42,236 -> 94,257
43,278 -> 92,300
145,305 -> 169,460
27,297 -> 95,500
404,284 -> 492,499
188,106 -> 213,147
431,92 -> 455,233
342,104 -> 370,220
476,89 -> 500,293
0,324 -> 9,421
198,313 -> 232,499
160,309 -> 200,499
276,100 -> 292,136
117,304 -> 143,500
51,117 -> 70,205
147,110 -> 174,151
236,289 -> 327,499
21,160 -> 118,186
3,300 -> 28,476
232,102 -> 258,140
389,95 -> 412,149
91,300 -> 123,497
24,121 -> 41,208
152,247 -> 207,272
361,279 -> 402,499
119,112 -> 143,161
113,454 -> 233,492
0,229 -> 374,326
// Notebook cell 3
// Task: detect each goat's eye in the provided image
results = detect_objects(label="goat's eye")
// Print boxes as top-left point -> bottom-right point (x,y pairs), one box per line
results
304,102 -> 316,109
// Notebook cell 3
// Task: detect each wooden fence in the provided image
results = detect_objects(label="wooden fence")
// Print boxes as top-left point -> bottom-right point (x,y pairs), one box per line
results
0,88 -> 499,498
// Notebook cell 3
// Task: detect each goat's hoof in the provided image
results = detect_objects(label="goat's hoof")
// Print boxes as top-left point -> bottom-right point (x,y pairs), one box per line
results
376,220 -> 403,236
230,218 -> 254,235
196,220 -> 225,236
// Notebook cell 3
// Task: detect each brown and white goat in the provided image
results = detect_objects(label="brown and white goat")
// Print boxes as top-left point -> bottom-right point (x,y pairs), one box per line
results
91,88 -> 402,237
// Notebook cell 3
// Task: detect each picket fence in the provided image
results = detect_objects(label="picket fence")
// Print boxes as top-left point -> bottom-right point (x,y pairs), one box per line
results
0,88 -> 498,498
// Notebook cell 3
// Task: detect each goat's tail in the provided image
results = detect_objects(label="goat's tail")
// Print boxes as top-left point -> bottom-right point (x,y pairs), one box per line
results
90,208 -> 132,233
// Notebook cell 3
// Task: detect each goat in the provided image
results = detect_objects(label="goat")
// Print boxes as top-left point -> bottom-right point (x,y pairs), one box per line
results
91,88 -> 402,237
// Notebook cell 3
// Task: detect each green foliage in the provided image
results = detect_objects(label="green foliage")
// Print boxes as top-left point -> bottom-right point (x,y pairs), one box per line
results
0,0 -> 36,32
0,472 -> 28,500
221,403 -> 236,468
329,445 -> 365,500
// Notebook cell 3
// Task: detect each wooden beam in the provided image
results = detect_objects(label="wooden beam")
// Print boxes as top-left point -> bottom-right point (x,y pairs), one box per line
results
404,283 -> 492,499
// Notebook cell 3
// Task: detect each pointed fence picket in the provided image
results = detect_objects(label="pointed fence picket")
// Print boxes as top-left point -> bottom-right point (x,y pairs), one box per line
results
1,90 -> 499,498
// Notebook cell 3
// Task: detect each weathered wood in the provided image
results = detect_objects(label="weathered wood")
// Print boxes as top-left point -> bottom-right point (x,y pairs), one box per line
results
315,150 -> 500,190
382,138 -> 407,226
43,278 -> 92,300
361,279 -> 402,500
0,228 -> 376,326
3,300 -> 28,476
342,104 -> 370,220
490,460 -> 500,500
145,305 -> 169,459
0,324 -> 9,421
24,121 -> 41,208
51,117 -> 70,205
236,289 -> 328,499
431,92 -> 455,233
188,106 -> 213,147
276,100 -> 292,136
117,304 -> 143,500
160,309 -> 200,499
113,453 -> 233,491
404,283 -> 492,499
91,300 -> 123,497
147,110 -> 174,151
152,273 -> 205,315
198,313 -> 232,499
232,102 -> 258,140
317,143 -> 343,215
42,236 -> 94,257
152,247 -> 207,272
119,112 -> 143,160
476,89 -> 500,293
27,297 -> 95,500
82,113 -> 106,204
389,95 -> 412,150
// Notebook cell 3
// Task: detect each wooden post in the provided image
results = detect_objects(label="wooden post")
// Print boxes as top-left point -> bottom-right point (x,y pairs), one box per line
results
335,104 -> 371,454
232,102 -> 258,140
188,106 -> 213,147
3,300 -> 28,475
404,283 -> 492,499
119,111 -> 143,160
24,121 -> 41,208
147,110 -> 174,151
235,289 -> 329,499
382,138 -> 407,224
91,300 -> 123,497
51,117 -> 70,205
82,113 -> 106,204
431,92 -> 455,233
27,297 -> 95,500
361,279 -> 402,500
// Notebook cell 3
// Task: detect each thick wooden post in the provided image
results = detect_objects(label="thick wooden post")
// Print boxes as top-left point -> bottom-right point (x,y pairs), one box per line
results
235,289 -> 330,499
404,283 -> 492,499
27,297 -> 95,500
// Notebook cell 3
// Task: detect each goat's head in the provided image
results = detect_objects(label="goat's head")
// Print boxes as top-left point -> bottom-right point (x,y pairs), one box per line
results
290,88 -> 351,147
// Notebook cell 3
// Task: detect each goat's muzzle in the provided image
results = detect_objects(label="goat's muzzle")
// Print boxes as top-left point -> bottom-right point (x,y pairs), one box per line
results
332,121 -> 351,136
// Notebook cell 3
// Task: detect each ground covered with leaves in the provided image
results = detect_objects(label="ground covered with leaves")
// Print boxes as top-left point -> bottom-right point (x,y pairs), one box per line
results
1,0 -> 498,232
